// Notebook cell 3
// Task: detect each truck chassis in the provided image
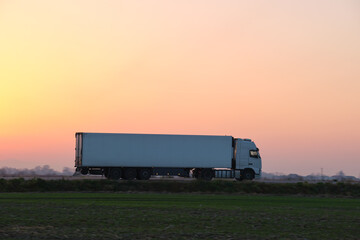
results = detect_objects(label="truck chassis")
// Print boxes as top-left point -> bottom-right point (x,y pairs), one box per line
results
76,166 -> 255,181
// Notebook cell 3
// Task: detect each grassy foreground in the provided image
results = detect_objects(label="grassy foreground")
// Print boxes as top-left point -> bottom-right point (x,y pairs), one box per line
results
0,193 -> 359,239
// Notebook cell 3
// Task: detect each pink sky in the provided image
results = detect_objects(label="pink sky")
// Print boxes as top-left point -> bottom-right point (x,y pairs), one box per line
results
1,0 -> 359,176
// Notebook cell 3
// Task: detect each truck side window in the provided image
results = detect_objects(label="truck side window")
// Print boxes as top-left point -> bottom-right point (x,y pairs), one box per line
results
249,150 -> 259,158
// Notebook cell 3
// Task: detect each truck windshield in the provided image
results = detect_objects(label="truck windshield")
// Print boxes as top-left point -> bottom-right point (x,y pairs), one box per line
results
249,150 -> 260,158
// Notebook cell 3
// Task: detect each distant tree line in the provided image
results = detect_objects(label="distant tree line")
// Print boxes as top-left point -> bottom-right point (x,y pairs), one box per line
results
0,165 -> 73,177
261,171 -> 359,182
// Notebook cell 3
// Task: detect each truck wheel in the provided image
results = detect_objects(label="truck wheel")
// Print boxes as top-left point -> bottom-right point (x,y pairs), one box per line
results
193,169 -> 201,179
123,168 -> 137,180
243,169 -> 254,180
80,168 -> 89,175
109,168 -> 122,180
137,168 -> 151,180
201,169 -> 214,181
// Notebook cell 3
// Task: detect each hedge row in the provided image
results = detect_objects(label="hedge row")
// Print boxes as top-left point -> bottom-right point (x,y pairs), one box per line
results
0,178 -> 359,196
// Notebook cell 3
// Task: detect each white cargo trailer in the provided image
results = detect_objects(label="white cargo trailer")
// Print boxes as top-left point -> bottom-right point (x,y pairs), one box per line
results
75,133 -> 262,180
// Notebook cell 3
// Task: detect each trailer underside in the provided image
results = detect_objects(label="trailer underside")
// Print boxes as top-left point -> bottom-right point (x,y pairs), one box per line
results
75,166 -> 256,181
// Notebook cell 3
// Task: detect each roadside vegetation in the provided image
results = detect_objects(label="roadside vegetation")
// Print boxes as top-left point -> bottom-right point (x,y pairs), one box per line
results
0,178 -> 359,197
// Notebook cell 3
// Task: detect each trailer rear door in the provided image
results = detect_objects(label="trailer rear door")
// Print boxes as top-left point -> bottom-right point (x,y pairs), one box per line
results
75,133 -> 83,166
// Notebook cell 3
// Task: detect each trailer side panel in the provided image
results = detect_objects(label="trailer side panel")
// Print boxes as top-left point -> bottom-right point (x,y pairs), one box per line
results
81,133 -> 232,168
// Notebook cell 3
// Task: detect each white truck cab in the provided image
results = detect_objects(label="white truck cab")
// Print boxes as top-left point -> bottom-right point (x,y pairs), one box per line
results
236,139 -> 262,180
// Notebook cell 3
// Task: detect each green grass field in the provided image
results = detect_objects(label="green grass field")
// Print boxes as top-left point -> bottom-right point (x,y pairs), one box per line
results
0,193 -> 359,239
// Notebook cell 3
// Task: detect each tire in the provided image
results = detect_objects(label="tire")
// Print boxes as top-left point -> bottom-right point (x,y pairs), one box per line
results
109,168 -> 122,180
193,169 -> 201,179
243,169 -> 254,180
137,168 -> 151,180
80,168 -> 89,175
123,168 -> 137,180
201,169 -> 214,181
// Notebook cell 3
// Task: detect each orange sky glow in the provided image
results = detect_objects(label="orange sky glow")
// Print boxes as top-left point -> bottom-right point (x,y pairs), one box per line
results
1,0 -> 359,176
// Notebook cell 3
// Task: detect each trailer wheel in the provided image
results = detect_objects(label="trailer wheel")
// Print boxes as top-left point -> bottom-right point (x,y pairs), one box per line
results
137,168 -> 151,180
201,169 -> 214,181
123,168 -> 137,180
193,169 -> 201,179
243,169 -> 255,180
80,168 -> 89,175
109,168 -> 122,180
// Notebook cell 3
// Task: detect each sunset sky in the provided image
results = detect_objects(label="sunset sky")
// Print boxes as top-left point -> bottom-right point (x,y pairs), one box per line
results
1,0 -> 359,176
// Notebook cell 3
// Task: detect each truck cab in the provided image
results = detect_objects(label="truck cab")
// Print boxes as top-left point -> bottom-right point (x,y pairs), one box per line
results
235,139 -> 262,180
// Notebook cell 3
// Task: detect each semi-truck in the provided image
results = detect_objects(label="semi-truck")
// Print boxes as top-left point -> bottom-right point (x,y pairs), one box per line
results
75,132 -> 262,180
